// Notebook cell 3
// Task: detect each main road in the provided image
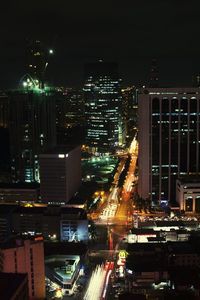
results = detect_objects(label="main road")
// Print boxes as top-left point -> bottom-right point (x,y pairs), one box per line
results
85,137 -> 138,299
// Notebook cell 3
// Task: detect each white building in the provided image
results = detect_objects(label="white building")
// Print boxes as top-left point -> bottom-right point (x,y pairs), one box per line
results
176,177 -> 200,213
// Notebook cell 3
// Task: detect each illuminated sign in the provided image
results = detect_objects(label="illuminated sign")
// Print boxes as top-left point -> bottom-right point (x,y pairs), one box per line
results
118,250 -> 127,259
34,236 -> 43,241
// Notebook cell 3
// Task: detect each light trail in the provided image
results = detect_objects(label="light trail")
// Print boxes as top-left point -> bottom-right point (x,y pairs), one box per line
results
102,269 -> 112,299
84,264 -> 106,300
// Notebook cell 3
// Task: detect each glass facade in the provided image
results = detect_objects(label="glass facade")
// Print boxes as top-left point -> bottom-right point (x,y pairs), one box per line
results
9,91 -> 56,183
84,62 -> 123,153
150,91 -> 200,204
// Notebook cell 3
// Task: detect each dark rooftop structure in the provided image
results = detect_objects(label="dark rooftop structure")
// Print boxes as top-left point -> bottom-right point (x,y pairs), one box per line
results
0,182 -> 40,189
43,144 -> 80,155
119,293 -> 146,300
0,204 -> 87,219
178,175 -> 200,184
44,241 -> 88,257
127,242 -> 166,254
0,272 -> 28,300
131,228 -> 156,235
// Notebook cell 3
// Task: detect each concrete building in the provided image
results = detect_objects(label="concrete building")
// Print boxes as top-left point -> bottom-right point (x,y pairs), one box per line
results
1,237 -> 45,299
60,219 -> 88,242
125,240 -> 200,298
138,87 -> 200,205
44,242 -> 88,296
39,145 -> 81,204
10,205 -> 89,243
0,205 -> 17,242
176,176 -> 200,213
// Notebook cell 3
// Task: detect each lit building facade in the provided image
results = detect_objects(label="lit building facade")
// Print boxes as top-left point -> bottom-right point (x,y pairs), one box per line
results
138,88 -> 200,204
45,255 -> 80,294
84,61 -> 123,153
64,88 -> 85,128
176,177 -> 200,213
8,89 -> 56,183
121,86 -> 138,144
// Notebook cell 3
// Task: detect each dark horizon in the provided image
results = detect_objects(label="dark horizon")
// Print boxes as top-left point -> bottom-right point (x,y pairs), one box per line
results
1,0 -> 200,88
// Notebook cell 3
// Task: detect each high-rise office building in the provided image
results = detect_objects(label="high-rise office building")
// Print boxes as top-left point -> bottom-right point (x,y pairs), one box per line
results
8,89 -> 56,183
121,86 -> 138,144
64,88 -> 85,128
39,145 -> 81,204
84,61 -> 123,153
138,88 -> 200,204
55,88 -> 85,145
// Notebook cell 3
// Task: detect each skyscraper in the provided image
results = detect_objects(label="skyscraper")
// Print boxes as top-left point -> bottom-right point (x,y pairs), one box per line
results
64,88 -> 85,129
138,87 -> 200,204
121,86 -> 138,144
84,61 -> 123,153
26,39 -> 53,89
9,88 -> 56,183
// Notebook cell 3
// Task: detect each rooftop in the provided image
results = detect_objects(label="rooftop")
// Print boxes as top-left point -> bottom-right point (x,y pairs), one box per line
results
0,204 -> 87,219
0,235 -> 44,250
44,242 -> 87,256
178,175 -> 200,184
40,144 -> 80,156
0,182 -> 40,189
0,273 -> 28,300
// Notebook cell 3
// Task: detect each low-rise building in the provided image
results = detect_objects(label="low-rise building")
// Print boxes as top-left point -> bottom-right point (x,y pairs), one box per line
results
176,177 -> 200,213
45,255 -> 80,295
0,183 -> 40,204
126,240 -> 200,298
0,204 -> 89,243
44,242 -> 88,297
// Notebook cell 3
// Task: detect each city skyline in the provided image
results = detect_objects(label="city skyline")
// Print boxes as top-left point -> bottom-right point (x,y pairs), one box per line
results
1,1 -> 200,88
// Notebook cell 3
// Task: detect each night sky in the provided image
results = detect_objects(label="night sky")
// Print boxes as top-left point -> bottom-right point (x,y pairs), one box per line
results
1,0 -> 200,88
